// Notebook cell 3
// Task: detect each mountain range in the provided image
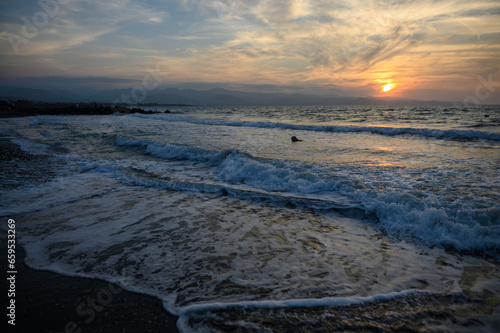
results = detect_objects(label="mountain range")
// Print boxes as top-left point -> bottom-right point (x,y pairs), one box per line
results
0,86 -> 453,106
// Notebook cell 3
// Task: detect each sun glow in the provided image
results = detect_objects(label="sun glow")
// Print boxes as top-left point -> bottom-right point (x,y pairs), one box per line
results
382,83 -> 394,92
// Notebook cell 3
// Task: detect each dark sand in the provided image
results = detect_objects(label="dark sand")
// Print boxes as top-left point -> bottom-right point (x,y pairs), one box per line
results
0,135 -> 180,333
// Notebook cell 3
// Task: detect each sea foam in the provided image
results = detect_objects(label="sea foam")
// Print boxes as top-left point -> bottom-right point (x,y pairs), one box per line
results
133,114 -> 500,141
114,135 -> 500,253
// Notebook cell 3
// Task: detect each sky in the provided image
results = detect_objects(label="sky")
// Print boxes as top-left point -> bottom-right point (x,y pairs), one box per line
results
1,0 -> 499,103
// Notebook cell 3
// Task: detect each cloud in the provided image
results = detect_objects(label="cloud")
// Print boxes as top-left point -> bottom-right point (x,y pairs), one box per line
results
0,0 -> 499,101
0,0 -> 168,56
29,76 -> 139,84
169,0 -> 499,94
252,0 -> 312,23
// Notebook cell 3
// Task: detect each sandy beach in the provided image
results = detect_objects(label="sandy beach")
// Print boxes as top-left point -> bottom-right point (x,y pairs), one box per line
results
1,136 -> 179,333
2,0 -> 500,330
1,107 -> 499,332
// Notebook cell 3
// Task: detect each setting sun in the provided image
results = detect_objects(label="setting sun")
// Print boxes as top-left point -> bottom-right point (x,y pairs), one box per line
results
382,84 -> 394,92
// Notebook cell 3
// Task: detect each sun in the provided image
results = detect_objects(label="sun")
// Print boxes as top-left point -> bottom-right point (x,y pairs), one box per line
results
382,83 -> 394,92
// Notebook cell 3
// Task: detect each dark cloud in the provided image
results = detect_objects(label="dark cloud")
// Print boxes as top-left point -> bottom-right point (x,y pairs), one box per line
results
29,76 -> 139,84
0,0 -> 499,101
460,6 -> 500,17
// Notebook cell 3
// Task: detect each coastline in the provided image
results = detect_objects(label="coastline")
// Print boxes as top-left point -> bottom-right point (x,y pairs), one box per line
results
0,135 -> 180,333
0,102 -> 168,118
1,230 -> 179,333
2,109 -> 499,332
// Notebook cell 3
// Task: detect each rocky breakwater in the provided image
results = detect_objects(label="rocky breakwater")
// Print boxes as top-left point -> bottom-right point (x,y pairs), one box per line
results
0,101 -> 169,118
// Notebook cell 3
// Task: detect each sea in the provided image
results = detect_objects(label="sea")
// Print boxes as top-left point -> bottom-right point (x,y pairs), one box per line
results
1,104 -> 499,332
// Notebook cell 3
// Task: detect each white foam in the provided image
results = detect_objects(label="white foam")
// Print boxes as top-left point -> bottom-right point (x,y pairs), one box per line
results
176,289 -> 433,315
174,290 -> 467,333
133,113 -> 500,141
112,134 -> 500,253
2,108 -> 499,332
11,137 -> 51,155
4,112 -> 499,253
2,162 -> 498,332
116,135 -> 231,163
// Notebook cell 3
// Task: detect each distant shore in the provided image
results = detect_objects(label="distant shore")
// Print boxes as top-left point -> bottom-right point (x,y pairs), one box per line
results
0,137 -> 179,333
0,101 -> 171,118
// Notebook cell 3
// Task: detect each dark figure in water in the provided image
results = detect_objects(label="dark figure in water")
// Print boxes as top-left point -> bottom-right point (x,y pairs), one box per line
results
291,136 -> 302,142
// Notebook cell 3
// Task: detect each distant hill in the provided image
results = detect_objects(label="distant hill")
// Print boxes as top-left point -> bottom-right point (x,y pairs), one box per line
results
0,86 -> 82,102
0,86 -> 455,106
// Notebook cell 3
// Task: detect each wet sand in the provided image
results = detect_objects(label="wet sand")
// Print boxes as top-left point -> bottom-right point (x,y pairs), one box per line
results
0,136 -> 179,333
2,116 -> 499,332
1,230 -> 179,333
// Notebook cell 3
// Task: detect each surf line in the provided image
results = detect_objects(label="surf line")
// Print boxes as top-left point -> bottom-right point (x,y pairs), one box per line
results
172,289 -> 437,316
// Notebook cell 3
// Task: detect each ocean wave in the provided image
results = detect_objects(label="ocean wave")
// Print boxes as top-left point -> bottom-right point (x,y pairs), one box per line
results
83,148 -> 357,211
131,114 -> 500,141
175,289 -> 435,316
175,290 -> 468,332
116,136 -> 340,194
11,138 -> 51,155
113,136 -> 500,254
116,135 -> 233,163
359,192 -> 500,253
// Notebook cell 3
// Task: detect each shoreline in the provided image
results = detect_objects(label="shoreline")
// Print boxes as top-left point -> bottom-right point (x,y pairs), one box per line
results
2,109 -> 499,332
1,230 -> 179,333
0,102 -> 170,118
0,136 -> 180,333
